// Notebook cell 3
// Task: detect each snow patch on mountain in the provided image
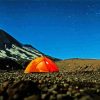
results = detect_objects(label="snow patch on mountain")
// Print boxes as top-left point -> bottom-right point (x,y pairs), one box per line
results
0,29 -> 61,62
0,50 -> 7,57
4,44 -> 42,60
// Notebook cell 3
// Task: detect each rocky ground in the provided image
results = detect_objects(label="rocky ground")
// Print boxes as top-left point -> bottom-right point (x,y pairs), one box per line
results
56,59 -> 100,72
0,70 -> 100,100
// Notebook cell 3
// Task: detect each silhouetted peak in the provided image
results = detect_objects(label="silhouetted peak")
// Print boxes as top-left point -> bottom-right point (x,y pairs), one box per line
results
0,29 -> 22,48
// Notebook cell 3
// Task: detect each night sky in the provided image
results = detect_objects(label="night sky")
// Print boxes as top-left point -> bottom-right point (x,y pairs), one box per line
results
0,0 -> 100,59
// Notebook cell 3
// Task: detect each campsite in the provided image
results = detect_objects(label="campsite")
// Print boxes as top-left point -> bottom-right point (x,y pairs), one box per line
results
0,30 -> 100,99
0,57 -> 100,100
1,0 -> 100,97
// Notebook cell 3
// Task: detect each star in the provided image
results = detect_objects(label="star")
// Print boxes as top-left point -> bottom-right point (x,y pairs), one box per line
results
69,0 -> 73,2
86,12 -> 89,15
96,12 -> 100,15
87,5 -> 91,8
95,12 -> 100,16
68,15 -> 72,18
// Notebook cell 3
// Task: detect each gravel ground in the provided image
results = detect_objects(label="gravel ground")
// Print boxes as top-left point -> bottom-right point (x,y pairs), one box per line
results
0,70 -> 100,100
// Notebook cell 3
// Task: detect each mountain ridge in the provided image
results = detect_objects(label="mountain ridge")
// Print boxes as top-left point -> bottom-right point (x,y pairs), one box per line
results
0,29 -> 61,63
0,29 -> 22,48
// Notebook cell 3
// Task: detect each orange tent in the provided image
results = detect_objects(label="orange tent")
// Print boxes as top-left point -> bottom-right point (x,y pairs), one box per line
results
24,56 -> 59,73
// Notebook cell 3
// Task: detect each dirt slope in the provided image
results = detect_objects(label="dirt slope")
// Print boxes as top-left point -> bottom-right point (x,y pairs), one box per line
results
56,58 -> 100,72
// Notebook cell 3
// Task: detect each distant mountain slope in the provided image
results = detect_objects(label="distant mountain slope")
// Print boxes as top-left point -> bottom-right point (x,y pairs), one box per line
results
0,29 -> 60,63
0,29 -> 22,48
56,58 -> 100,72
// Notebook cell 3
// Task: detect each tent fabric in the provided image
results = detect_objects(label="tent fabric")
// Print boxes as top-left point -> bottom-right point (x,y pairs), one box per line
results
24,56 -> 59,73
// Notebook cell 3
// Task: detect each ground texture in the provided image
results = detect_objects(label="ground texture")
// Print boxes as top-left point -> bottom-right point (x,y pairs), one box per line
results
0,70 -> 100,100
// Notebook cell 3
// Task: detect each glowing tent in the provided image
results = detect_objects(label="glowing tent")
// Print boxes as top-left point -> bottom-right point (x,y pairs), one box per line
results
24,56 -> 59,73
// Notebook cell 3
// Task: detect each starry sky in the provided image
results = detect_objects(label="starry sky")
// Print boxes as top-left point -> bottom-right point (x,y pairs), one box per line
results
0,0 -> 100,59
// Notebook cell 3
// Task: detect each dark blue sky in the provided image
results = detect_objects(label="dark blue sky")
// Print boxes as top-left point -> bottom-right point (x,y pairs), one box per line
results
0,0 -> 100,59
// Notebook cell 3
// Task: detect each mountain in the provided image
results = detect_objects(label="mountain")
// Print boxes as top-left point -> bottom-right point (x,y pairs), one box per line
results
0,29 -> 60,64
